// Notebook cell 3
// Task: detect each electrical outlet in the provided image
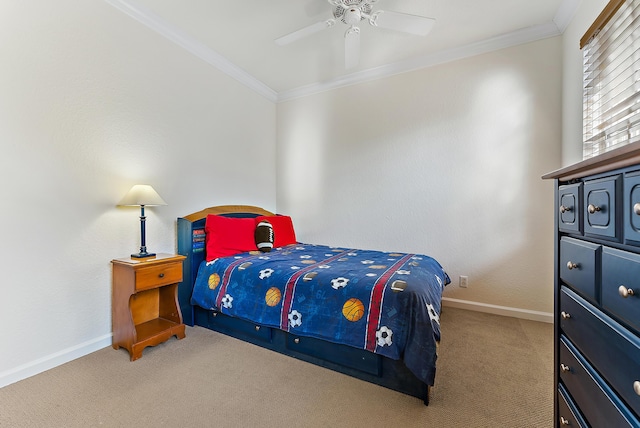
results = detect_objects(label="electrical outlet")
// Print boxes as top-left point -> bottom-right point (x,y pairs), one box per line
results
459,275 -> 469,288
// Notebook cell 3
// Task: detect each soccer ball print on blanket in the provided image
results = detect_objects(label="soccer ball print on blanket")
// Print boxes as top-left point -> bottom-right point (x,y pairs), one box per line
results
191,243 -> 450,385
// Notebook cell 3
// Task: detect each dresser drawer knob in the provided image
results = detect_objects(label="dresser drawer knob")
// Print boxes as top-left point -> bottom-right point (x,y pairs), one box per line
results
634,381 -> 640,396
560,364 -> 571,373
619,286 -> 635,298
255,325 -> 260,331
566,261 -> 578,270
561,311 -> 571,320
634,203 -> 640,216
294,338 -> 300,344
158,273 -> 165,278
588,204 -> 601,214
560,416 -> 570,426
560,205 -> 572,213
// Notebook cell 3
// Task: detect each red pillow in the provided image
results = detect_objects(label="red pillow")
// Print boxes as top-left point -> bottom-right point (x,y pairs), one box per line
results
255,215 -> 297,248
205,215 -> 258,261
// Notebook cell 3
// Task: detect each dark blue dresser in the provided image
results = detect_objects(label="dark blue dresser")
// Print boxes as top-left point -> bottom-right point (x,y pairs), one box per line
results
544,143 -> 640,427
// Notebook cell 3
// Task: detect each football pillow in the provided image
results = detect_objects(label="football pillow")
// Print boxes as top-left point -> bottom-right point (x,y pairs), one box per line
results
255,215 -> 297,248
254,220 -> 274,252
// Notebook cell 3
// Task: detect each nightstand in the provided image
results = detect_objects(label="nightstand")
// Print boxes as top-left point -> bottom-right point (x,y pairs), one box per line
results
111,253 -> 186,361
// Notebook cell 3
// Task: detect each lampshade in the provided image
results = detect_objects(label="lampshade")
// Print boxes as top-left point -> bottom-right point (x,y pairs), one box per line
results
118,184 -> 166,259
118,185 -> 167,207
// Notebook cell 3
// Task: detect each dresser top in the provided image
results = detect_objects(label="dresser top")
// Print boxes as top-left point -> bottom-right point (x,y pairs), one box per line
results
543,141 -> 640,181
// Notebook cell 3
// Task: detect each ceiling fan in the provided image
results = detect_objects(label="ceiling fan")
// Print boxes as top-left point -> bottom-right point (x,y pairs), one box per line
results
275,0 -> 436,69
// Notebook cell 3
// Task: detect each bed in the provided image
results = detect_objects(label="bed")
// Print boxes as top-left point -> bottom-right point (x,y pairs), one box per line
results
177,205 -> 450,405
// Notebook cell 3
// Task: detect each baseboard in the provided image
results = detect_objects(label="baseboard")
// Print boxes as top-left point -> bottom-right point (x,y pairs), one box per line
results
0,334 -> 112,389
442,297 -> 554,323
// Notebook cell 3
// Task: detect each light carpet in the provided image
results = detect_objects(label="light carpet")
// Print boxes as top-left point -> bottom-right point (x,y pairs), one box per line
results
0,307 -> 553,427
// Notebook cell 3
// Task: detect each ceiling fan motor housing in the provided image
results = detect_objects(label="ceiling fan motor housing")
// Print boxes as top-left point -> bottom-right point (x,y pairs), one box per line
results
333,0 -> 373,25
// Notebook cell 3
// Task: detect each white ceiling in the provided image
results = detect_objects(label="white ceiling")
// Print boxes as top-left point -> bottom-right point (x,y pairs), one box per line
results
106,0 -> 577,102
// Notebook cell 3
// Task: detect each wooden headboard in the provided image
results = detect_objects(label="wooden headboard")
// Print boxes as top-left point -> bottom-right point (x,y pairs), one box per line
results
176,205 -> 275,325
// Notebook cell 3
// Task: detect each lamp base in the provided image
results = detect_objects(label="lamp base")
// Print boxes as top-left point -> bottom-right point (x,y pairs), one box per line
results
131,252 -> 156,259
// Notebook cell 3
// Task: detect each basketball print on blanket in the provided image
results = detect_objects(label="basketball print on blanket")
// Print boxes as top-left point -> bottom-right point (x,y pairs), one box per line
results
265,287 -> 282,307
342,298 -> 365,322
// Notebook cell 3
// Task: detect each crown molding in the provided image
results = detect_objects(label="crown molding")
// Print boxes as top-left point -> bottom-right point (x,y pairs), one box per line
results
106,0 -> 578,104
277,21 -> 561,102
553,0 -> 581,33
104,0 -> 278,103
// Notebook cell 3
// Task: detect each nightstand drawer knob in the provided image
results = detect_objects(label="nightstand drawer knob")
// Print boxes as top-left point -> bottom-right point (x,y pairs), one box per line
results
560,205 -> 572,213
619,286 -> 635,298
158,273 -> 165,278
561,311 -> 571,320
294,338 -> 300,344
560,416 -> 570,426
634,381 -> 640,396
560,364 -> 571,373
255,325 -> 260,331
634,203 -> 640,216
566,261 -> 578,270
588,204 -> 601,214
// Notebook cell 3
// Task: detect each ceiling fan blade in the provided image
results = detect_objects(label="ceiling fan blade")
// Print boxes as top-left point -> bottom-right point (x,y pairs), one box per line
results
370,10 -> 435,36
344,26 -> 360,69
275,19 -> 335,46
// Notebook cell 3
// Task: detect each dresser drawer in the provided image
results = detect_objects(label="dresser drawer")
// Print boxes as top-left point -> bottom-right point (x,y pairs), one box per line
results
603,247 -> 640,334
136,262 -> 183,291
559,336 -> 638,427
560,287 -> 640,417
624,171 -> 640,245
560,237 -> 600,302
558,384 -> 587,428
584,175 -> 620,240
559,183 -> 582,234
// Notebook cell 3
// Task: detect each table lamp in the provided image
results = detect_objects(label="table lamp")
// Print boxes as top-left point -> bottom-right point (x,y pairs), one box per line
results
118,184 -> 167,258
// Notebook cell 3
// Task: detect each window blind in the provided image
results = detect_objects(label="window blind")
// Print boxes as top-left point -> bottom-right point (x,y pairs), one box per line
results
583,0 -> 640,159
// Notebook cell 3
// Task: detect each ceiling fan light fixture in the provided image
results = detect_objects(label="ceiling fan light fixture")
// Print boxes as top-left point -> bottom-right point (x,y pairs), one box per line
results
344,8 -> 362,25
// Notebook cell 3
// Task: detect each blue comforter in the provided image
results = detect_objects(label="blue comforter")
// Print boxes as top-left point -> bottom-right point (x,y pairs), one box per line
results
191,243 -> 450,385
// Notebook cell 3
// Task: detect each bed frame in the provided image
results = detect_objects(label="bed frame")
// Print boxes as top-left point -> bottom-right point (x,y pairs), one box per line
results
176,205 -> 431,405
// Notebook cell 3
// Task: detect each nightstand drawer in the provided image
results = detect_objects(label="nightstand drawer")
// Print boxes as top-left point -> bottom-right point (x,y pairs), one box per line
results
560,287 -> 640,416
559,336 -> 638,427
560,237 -> 600,302
136,262 -> 183,291
603,247 -> 640,334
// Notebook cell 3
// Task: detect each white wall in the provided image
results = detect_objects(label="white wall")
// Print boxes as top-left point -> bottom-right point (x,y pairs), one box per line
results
561,0 -> 609,166
0,0 -> 276,386
277,37 -> 562,316
0,0 -> 584,388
